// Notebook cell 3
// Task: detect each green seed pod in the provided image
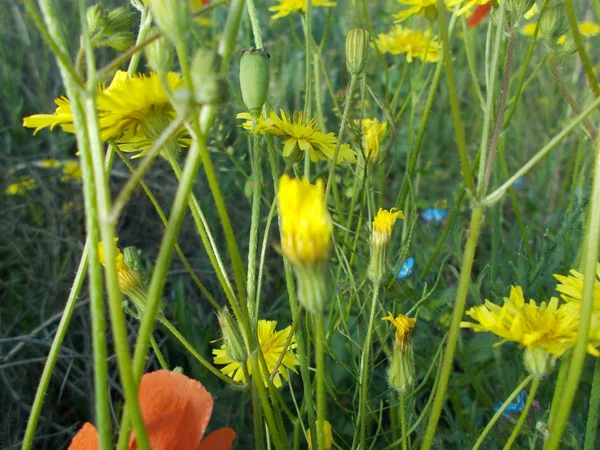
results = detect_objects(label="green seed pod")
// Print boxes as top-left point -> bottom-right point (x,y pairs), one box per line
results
240,47 -> 270,117
345,28 -> 370,75
218,307 -> 247,364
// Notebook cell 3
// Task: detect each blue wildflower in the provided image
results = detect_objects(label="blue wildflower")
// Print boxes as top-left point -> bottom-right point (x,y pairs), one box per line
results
395,257 -> 415,280
493,390 -> 526,418
420,207 -> 448,222
513,177 -> 525,188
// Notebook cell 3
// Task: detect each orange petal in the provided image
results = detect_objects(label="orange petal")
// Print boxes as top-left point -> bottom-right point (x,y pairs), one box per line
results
197,427 -> 237,450
68,422 -> 99,450
467,2 -> 492,28
129,370 -> 214,450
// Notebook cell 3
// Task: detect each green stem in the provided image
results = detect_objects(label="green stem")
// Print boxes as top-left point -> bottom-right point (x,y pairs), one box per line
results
472,375 -> 533,450
150,337 -> 169,370
400,394 -> 408,450
303,0 -> 313,118
246,0 -> 264,49
315,312 -> 327,450
583,358 -> 600,450
127,6 -> 152,75
421,206 -> 484,450
503,378 -> 541,450
484,95 -> 600,205
357,282 -> 381,449
565,0 -> 600,97
436,0 -> 475,195
324,74 -> 357,202
545,138 -> 600,449
247,134 -> 263,323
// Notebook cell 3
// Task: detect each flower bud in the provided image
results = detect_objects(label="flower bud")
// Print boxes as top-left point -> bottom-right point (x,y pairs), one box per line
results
240,47 -> 270,117
149,0 -> 191,43
539,5 -> 568,44
191,48 -> 227,105
368,208 -> 404,282
294,263 -> 330,314
87,5 -> 107,35
106,7 -> 136,33
388,345 -> 415,395
345,28 -> 370,75
217,307 -> 247,363
105,31 -> 136,51
506,0 -> 536,27
145,33 -> 174,75
524,347 -> 555,379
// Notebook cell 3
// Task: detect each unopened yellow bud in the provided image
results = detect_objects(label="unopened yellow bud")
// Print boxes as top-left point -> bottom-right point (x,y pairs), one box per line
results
368,208 -> 404,282
240,47 -> 270,117
383,312 -> 416,394
345,28 -> 370,75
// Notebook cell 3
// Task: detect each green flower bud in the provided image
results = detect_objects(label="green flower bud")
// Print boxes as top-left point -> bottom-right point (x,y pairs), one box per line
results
218,307 -> 247,364
293,263 -> 329,314
87,5 -> 108,35
191,48 -> 227,105
540,5 -> 568,43
345,28 -> 370,75
506,0 -> 536,26
149,0 -> 191,43
145,33 -> 174,75
106,7 -> 136,33
524,347 -> 555,379
123,247 -> 144,272
388,343 -> 415,395
103,31 -> 136,51
240,47 -> 270,117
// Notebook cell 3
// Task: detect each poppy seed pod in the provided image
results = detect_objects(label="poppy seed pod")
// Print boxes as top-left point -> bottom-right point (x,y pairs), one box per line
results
345,28 -> 370,75
240,47 -> 270,117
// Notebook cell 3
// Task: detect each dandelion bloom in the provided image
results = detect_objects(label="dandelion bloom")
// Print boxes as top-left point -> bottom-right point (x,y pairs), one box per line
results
361,118 -> 387,160
375,26 -> 441,63
237,110 -> 356,164
98,240 -> 143,296
554,264 -> 600,311
383,312 -> 416,351
372,208 -> 404,248
213,319 -> 299,388
68,370 -> 236,450
23,71 -> 187,158
277,175 -> 333,266
270,0 -> 336,19
5,177 -> 36,195
394,0 -> 438,22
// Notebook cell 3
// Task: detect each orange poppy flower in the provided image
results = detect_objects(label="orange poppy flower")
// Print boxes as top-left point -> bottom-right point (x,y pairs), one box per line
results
467,2 -> 492,27
68,370 -> 236,450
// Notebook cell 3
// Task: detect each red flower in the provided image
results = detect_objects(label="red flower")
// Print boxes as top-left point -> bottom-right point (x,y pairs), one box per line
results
68,370 -> 236,450
467,2 -> 492,28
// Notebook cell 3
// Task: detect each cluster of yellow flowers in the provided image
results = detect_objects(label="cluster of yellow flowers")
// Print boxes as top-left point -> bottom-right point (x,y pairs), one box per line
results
375,26 -> 441,63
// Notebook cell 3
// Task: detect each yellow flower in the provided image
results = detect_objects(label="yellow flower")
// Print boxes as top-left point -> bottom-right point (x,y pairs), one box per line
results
238,110 -> 356,164
383,312 -> 416,351
213,320 -> 299,388
521,23 -> 538,36
375,26 -> 441,63
307,420 -> 334,450
361,118 -> 388,160
554,264 -> 600,311
445,0 -> 488,16
60,160 -> 82,182
579,21 -> 600,37
461,286 -> 597,357
98,240 -> 142,295
278,175 -> 332,267
5,177 -> 36,195
524,4 -> 538,20
23,71 -> 187,158
372,208 -> 404,247
394,0 -> 438,22
37,158 -> 62,168
269,0 -> 336,19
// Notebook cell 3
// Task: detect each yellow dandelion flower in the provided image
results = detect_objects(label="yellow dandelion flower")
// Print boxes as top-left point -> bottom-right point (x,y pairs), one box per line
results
375,26 -> 441,63
383,312 -> 416,350
361,118 -> 388,160
238,110 -> 356,164
461,286 -> 596,357
269,0 -> 336,19
213,320 -> 299,388
277,175 -> 332,266
5,177 -> 36,195
521,22 -> 538,36
554,264 -> 600,311
98,240 -> 142,295
60,160 -> 82,182
579,21 -> 600,37
394,0 -> 437,22
372,208 -> 404,247
23,71 -> 187,158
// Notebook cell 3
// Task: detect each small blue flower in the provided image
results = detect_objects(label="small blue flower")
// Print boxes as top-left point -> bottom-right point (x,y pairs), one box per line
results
512,177 -> 525,188
493,391 -> 526,418
395,257 -> 415,280
421,207 -> 448,222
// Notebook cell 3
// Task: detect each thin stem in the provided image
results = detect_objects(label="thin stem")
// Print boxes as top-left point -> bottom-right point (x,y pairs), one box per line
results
247,134 -> 263,323
503,378 -> 541,450
436,0 -> 475,194
303,0 -> 313,118
545,138 -> 600,449
324,74 -> 357,202
400,394 -> 408,450
472,375 -> 533,450
127,6 -> 152,75
246,0 -> 264,49
583,358 -> 600,450
564,0 -> 600,97
484,95 -> 600,205
314,312 -> 327,450
357,282 -> 381,449
149,337 -> 169,370
421,206 -> 484,450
